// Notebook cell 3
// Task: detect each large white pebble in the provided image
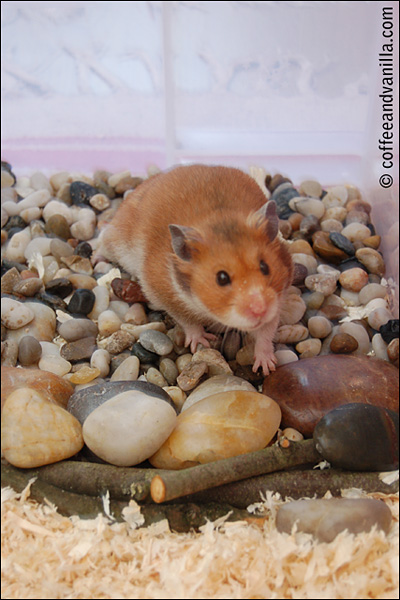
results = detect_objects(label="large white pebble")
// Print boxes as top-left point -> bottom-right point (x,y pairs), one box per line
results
1,298 -> 35,329
82,391 -> 177,466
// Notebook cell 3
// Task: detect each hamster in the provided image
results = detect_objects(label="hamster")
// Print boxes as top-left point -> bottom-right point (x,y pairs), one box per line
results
98,164 -> 293,375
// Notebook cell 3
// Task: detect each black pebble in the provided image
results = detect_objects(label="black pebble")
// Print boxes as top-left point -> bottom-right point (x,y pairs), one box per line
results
313,403 -> 399,471
270,186 -> 298,220
3,215 -> 27,232
67,288 -> 96,315
329,232 -> 355,256
69,181 -> 98,206
45,277 -> 74,299
131,341 -> 159,364
380,319 -> 399,344
74,241 -> 93,259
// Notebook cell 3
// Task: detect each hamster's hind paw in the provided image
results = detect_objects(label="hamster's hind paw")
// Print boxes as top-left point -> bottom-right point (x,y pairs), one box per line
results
183,324 -> 217,353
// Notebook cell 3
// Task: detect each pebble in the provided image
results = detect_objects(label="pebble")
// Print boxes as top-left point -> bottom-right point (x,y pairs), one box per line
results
358,283 -> 387,305
289,197 -> 325,219
275,349 -> 298,366
304,273 -> 338,296
279,294 -> 307,325
372,334 -> 389,361
380,319 -> 399,344
18,335 -> 43,366
88,285 -> 110,318
68,288 -> 96,315
320,218 -> 343,233
111,278 -> 148,304
58,318 -> 98,342
38,353 -> 72,377
345,210 -> 369,226
307,316 -> 332,339
312,231 -> 348,263
97,330 -> 133,354
341,222 -> 372,243
90,348 -> 111,378
299,179 -> 322,198
177,360 -> 208,391
296,338 -> 322,358
43,200 -> 73,224
5,228 -> 32,262
98,309 -> 122,337
313,403 -> 399,471
150,391 -> 281,469
330,333 -> 359,354
355,247 -> 386,276
163,386 -> 187,412
1,298 -> 35,329
139,329 -> 174,356
60,336 -> 97,362
44,214 -> 71,240
1,387 -> 83,468
131,341 -> 160,364
290,253 -> 318,274
221,330 -> 242,362
4,301 -> 56,344
181,374 -> 257,412
82,389 -> 177,466
124,303 -> 148,325
276,498 -> 392,543
387,338 -> 399,367
13,277 -> 43,297
262,355 -> 399,436
339,322 -> 370,355
159,357 -> 179,386
146,366 -> 169,388
69,273 -> 98,291
69,181 -> 98,206
367,307 -> 392,331
191,348 -> 232,376
68,366 -> 101,385
1,365 -> 74,411
274,324 -> 308,344
338,267 -> 369,292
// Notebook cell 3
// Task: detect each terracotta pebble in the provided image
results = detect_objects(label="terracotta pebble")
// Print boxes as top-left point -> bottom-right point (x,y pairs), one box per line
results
262,355 -> 399,437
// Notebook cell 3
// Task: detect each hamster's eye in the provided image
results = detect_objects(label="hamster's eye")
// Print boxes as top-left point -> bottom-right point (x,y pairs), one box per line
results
259,260 -> 269,275
216,270 -> 231,286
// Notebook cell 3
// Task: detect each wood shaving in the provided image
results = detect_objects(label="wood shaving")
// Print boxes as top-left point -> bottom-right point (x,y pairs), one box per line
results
1,484 -> 398,599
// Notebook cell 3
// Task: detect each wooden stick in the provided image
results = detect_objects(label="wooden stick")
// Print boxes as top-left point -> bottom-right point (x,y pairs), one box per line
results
150,439 -> 320,503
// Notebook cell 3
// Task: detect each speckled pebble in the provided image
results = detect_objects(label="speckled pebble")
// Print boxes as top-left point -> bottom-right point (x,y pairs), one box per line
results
60,336 -> 97,363
177,360 -> 208,391
1,298 -> 35,329
304,273 -> 338,296
98,330 -> 133,354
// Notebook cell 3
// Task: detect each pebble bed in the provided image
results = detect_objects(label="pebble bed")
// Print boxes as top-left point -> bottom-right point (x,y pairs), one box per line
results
1,162 -> 399,473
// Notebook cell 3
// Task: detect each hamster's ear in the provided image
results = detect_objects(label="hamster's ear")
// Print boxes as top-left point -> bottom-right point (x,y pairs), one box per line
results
253,200 -> 279,241
169,224 -> 204,261
265,200 -> 279,241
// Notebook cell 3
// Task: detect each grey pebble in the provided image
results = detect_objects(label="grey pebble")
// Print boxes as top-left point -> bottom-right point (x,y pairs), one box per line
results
139,329 -> 174,356
18,335 -> 43,366
58,318 -> 98,342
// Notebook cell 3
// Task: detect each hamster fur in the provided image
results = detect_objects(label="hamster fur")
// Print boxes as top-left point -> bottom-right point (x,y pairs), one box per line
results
98,164 -> 293,375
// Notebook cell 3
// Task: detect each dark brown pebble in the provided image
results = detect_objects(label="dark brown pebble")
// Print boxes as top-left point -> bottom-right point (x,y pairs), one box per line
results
313,403 -> 399,471
330,333 -> 359,354
262,355 -> 399,437
60,336 -> 97,362
111,278 -> 148,303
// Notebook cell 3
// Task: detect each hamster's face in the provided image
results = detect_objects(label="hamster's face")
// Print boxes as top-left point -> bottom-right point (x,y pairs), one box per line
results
189,233 -> 293,332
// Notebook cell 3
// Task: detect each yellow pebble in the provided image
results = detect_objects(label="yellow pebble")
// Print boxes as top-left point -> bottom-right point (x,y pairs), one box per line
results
69,366 -> 101,384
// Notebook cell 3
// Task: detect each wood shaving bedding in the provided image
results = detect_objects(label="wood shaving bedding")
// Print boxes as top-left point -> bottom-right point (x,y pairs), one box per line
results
1,484 -> 398,600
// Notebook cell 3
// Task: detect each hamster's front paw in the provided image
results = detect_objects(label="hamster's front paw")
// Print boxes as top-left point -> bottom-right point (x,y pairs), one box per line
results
252,351 -> 277,376
183,324 -> 217,353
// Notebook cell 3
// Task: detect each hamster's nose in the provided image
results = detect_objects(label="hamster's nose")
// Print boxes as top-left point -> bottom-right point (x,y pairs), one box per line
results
246,291 -> 268,319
